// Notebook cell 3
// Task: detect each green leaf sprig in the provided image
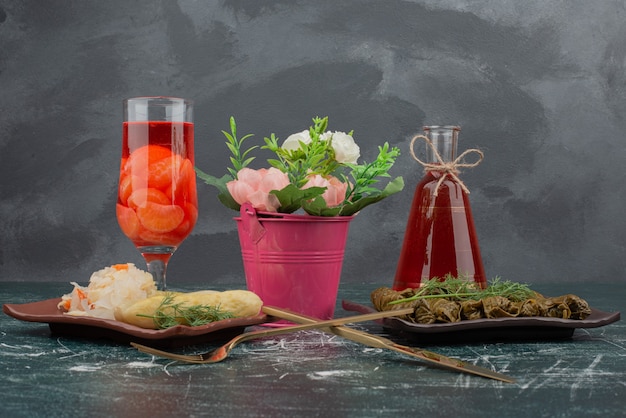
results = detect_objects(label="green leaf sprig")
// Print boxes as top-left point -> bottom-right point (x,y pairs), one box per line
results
223,116 -> 258,179
345,142 -> 400,202
388,276 -> 536,306
136,293 -> 235,329
263,116 -> 337,187
195,117 -> 256,211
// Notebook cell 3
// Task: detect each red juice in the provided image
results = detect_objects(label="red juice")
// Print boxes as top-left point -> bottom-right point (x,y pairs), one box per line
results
392,170 -> 486,290
117,121 -> 197,249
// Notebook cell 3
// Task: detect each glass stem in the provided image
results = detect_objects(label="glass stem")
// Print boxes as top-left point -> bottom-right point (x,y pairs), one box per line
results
140,248 -> 175,291
146,259 -> 168,291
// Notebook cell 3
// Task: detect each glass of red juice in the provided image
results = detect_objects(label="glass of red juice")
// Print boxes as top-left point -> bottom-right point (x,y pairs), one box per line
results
117,97 -> 197,290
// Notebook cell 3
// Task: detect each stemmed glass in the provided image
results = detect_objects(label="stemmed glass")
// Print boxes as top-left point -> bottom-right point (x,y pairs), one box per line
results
116,97 -> 197,290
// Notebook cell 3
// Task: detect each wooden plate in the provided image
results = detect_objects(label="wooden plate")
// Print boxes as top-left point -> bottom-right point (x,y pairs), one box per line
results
342,300 -> 621,344
3,298 -> 268,348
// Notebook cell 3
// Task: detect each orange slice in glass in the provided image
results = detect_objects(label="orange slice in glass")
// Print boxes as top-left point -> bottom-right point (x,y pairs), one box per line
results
136,202 -> 184,233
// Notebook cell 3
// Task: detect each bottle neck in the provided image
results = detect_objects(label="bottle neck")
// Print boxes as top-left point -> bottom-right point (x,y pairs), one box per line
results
423,126 -> 459,163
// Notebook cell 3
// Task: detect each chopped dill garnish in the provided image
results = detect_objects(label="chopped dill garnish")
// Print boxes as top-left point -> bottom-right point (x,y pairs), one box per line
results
388,276 -> 536,305
136,293 -> 235,329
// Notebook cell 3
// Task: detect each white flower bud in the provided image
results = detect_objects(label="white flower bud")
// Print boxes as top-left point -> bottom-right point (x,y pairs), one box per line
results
329,131 -> 360,164
281,130 -> 311,152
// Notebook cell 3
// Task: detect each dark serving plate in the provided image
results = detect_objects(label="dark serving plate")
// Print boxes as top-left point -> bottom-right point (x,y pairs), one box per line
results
342,300 -> 621,344
3,298 -> 268,348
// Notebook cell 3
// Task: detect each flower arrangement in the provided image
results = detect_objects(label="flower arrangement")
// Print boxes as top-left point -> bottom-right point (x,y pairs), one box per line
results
196,116 -> 404,216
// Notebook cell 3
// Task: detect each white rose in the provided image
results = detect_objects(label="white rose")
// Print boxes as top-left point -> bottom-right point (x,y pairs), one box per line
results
329,131 -> 360,164
319,131 -> 333,142
281,130 -> 311,152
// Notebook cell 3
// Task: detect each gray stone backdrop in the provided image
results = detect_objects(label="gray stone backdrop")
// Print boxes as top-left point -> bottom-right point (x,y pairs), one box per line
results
1,0 -> 625,286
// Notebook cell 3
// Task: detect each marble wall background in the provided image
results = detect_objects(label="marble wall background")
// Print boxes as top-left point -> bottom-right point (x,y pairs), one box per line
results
1,0 -> 625,286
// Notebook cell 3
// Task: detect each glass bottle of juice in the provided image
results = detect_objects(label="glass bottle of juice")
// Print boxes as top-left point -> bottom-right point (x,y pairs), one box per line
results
392,125 -> 486,290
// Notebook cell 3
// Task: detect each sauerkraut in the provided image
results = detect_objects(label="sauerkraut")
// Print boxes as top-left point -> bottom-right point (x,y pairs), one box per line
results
58,263 -> 157,320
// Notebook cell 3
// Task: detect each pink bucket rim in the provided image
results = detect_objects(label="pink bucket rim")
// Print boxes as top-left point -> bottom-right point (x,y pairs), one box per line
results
234,207 -> 355,223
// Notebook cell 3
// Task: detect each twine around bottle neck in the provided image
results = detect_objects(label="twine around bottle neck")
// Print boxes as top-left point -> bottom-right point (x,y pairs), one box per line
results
410,134 -> 484,196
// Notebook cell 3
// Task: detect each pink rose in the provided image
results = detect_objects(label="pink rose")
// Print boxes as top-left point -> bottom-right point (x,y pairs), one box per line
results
303,174 -> 347,207
227,167 -> 290,212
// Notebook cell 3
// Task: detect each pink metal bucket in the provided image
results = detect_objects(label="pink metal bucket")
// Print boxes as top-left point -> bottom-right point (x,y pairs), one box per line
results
235,203 -> 353,320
